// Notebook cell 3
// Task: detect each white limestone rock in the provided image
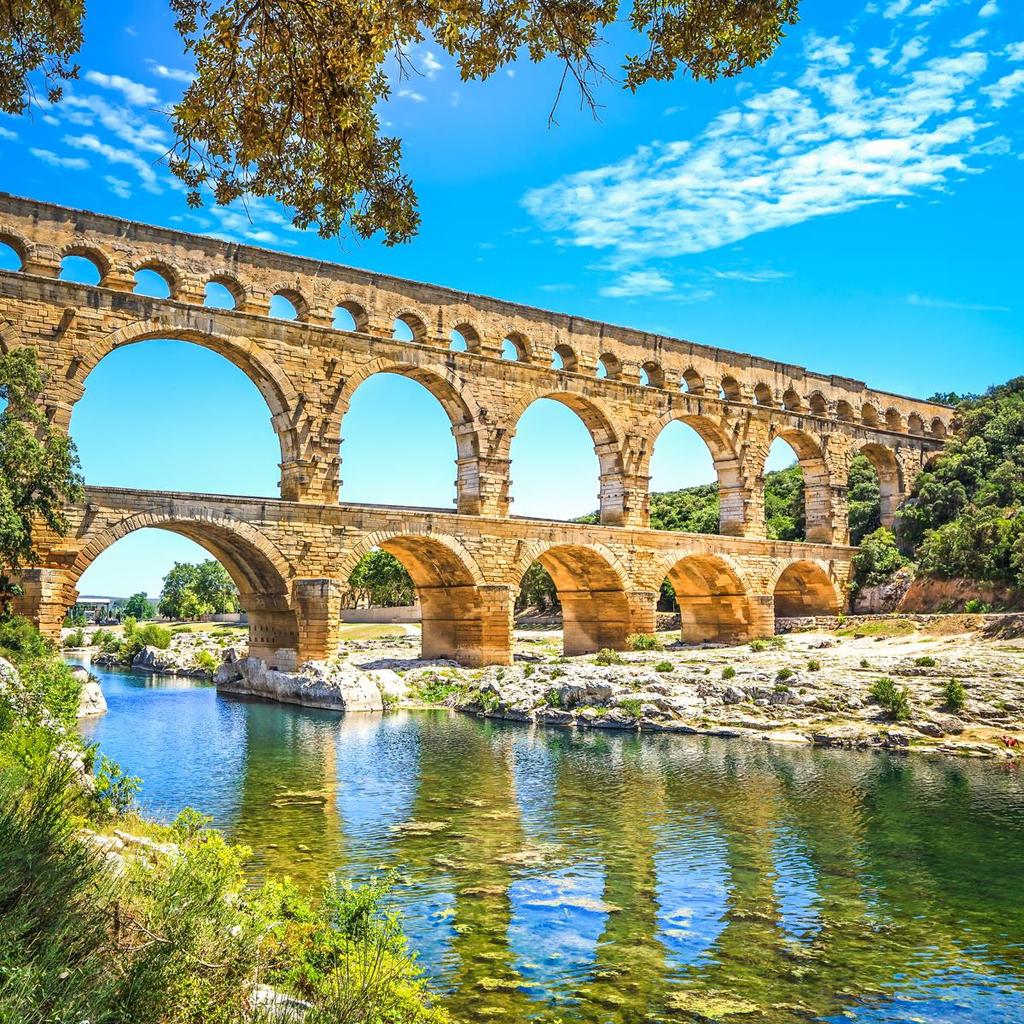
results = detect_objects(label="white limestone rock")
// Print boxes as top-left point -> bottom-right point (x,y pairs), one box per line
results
216,657 -> 383,712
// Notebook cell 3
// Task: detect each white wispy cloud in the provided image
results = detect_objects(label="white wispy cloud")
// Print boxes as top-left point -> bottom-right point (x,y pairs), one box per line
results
712,268 -> 792,283
979,1 -> 999,16
147,61 -> 195,84
105,175 -> 132,199
61,93 -> 170,154
396,88 -> 426,102
31,148 -> 89,170
63,133 -> 163,192
524,26 -> 1011,277
908,292 -> 1009,310
599,270 -> 674,298
984,68 -> 1024,106
421,51 -> 443,79
83,70 -> 159,107
0,126 -> 17,141
1006,42 -> 1024,61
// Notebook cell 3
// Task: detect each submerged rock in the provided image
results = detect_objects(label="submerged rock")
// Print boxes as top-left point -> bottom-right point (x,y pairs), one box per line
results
215,657 -> 383,712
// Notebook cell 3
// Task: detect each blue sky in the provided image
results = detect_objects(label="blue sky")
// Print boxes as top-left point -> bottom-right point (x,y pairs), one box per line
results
2,0 -> 1021,597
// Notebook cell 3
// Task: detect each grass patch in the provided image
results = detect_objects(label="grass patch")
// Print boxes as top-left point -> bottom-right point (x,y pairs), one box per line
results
627,633 -> 660,651
722,666 -> 736,680
592,648 -> 624,666
836,619 -> 916,639
654,661 -> 674,673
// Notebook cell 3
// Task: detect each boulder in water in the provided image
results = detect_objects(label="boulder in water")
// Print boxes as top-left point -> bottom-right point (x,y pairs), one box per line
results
215,657 -> 384,712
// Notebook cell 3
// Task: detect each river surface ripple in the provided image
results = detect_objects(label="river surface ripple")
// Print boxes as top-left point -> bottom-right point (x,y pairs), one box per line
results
77,663 -> 1024,1024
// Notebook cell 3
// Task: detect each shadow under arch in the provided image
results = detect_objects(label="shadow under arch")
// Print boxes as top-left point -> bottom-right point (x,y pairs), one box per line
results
515,541 -> 635,655
772,560 -> 842,618
70,509 -> 298,665
339,531 -> 500,666
332,356 -> 483,511
663,552 -> 760,644
56,319 -> 303,496
648,411 -> 746,535
504,390 -> 626,525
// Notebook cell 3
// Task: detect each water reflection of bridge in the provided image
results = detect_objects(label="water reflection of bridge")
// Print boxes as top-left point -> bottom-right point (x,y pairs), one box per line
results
229,704 -> 1024,1022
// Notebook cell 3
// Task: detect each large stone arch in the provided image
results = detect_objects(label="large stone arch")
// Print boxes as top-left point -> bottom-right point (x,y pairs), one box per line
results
503,389 -> 628,525
50,318 -> 304,497
771,559 -> 844,618
331,356 -> 486,511
659,551 -> 762,644
68,507 -> 300,665
855,441 -> 904,530
763,425 -> 835,544
514,541 -> 636,655
338,530 -> 505,666
645,410 -> 747,535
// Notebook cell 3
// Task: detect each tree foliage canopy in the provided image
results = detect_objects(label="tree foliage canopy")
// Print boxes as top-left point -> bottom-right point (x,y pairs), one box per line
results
1,0 -> 798,242
348,550 -> 415,608
0,348 -> 83,607
158,559 -> 239,618
895,378 -> 1024,587
121,592 -> 156,620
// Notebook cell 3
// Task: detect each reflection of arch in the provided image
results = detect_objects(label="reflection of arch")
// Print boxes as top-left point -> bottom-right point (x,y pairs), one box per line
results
772,560 -> 842,618
339,530 -> 490,664
663,552 -> 756,643
72,509 -> 298,664
856,442 -> 904,528
515,542 -> 634,655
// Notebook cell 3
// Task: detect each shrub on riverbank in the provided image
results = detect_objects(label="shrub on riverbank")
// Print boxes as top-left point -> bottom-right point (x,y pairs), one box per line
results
0,619 -> 448,1023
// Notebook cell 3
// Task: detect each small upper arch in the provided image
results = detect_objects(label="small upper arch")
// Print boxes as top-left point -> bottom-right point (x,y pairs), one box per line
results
782,387 -> 804,412
907,412 -> 925,435
808,391 -> 829,417
0,231 -> 29,271
596,352 -> 621,380
640,360 -> 664,388
680,368 -> 706,394
392,308 -> 430,343
719,374 -> 743,403
203,274 -> 246,310
753,382 -> 775,407
449,321 -> 482,353
333,298 -> 370,333
835,399 -> 855,421
131,260 -> 178,299
551,343 -> 577,372
59,243 -> 112,285
502,331 -> 530,362
861,402 -> 881,427
268,286 -> 309,321
884,407 -> 905,432
930,417 -> 948,439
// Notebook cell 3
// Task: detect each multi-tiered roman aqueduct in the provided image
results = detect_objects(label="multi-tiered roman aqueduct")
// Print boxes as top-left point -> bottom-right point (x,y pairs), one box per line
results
0,194 -> 952,667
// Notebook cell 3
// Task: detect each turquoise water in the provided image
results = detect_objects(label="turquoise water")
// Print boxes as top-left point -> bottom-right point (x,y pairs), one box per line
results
78,663 -> 1024,1023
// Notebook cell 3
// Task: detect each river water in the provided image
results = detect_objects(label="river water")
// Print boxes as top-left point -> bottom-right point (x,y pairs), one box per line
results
77,663 -> 1024,1023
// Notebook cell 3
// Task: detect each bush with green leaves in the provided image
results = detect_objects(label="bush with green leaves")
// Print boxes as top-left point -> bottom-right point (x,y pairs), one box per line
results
914,655 -> 938,668
654,661 -> 674,673
0,615 -> 52,662
618,698 -> 643,720
62,627 -> 85,649
964,599 -> 992,613
943,677 -> 967,712
807,658 -> 822,672
627,633 -> 660,651
191,649 -> 218,676
722,665 -> 736,680
592,648 -> 623,666
869,677 -> 912,721
851,527 -> 908,592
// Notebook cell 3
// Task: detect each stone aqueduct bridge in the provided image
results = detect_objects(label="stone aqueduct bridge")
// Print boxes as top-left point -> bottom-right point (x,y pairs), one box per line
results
1,194 -> 951,667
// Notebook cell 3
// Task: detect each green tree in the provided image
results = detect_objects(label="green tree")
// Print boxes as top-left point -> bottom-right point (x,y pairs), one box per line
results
0,348 -> 83,613
897,377 -> 1024,586
515,562 -> 559,613
348,550 -> 415,607
763,464 -> 805,541
848,454 -> 882,545
851,528 -> 908,593
0,0 -> 799,243
194,560 -> 239,614
121,592 -> 155,620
